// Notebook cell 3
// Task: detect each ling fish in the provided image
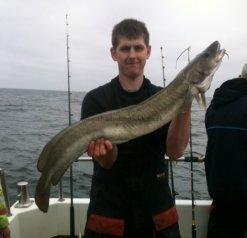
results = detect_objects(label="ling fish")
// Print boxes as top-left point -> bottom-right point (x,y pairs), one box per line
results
35,41 -> 225,212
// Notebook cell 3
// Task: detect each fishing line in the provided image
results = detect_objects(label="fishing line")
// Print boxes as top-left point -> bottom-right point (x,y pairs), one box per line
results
66,14 -> 75,237
175,46 -> 191,69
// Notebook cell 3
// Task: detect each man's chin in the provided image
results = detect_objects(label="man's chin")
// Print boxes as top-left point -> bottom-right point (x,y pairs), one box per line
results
126,71 -> 141,80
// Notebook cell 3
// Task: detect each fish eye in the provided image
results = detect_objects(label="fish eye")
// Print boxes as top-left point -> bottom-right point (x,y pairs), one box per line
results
204,52 -> 210,57
198,71 -> 206,76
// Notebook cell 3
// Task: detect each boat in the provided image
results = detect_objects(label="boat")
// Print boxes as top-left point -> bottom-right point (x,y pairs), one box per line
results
8,198 -> 211,238
2,156 -> 212,238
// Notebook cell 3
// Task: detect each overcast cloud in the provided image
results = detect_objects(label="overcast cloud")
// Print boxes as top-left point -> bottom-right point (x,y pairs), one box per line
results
0,0 -> 246,96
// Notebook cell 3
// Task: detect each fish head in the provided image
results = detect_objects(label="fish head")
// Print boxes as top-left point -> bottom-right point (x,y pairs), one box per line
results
189,41 -> 225,107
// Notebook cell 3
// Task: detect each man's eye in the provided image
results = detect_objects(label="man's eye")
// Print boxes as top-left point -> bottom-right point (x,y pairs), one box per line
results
135,46 -> 144,51
120,47 -> 130,52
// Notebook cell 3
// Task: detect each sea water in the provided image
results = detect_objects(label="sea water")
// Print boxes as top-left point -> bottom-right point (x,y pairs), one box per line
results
0,88 -> 210,205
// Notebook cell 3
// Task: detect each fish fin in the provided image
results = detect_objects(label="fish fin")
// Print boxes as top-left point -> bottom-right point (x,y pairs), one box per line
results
51,163 -> 71,186
195,92 -> 207,109
37,121 -> 81,172
195,93 -> 202,106
37,144 -> 51,172
35,172 -> 51,213
200,92 -> 207,109
37,127 -> 71,172
51,150 -> 86,185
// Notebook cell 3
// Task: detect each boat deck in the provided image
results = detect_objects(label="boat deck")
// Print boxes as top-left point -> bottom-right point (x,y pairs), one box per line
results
8,198 -> 212,238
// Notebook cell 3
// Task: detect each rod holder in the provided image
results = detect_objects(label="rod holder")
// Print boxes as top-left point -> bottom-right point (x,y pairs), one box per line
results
15,181 -> 33,208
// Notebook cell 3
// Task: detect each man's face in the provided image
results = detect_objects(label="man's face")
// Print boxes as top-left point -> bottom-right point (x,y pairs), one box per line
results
111,36 -> 151,80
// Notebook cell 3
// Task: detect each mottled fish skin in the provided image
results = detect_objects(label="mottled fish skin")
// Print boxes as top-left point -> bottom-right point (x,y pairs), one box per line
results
35,41 -> 225,212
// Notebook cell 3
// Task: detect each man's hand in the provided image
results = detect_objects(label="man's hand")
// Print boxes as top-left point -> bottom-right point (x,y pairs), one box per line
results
0,227 -> 10,238
87,138 -> 118,169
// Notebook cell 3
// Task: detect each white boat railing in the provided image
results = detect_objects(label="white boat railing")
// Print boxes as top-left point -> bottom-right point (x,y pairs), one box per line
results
1,154 -> 206,215
57,154 -> 205,205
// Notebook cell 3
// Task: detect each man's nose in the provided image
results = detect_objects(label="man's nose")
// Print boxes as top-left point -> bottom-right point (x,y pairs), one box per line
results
129,47 -> 137,58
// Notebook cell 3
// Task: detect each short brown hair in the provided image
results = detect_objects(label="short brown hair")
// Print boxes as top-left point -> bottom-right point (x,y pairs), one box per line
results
111,18 -> 150,49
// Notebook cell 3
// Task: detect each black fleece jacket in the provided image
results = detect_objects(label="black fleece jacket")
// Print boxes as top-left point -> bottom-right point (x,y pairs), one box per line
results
205,78 -> 247,206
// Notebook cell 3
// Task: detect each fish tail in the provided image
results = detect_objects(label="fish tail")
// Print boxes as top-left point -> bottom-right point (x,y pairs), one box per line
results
35,173 -> 51,213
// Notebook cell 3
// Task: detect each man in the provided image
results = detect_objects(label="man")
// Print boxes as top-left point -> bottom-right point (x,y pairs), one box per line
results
81,19 -> 191,238
0,184 -> 10,238
205,63 -> 247,238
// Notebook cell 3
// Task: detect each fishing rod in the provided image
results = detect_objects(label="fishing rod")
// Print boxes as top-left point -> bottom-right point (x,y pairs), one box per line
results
66,14 -> 75,237
160,46 -> 166,87
190,116 -> 197,238
176,47 -> 197,238
160,46 -> 177,198
186,47 -> 197,238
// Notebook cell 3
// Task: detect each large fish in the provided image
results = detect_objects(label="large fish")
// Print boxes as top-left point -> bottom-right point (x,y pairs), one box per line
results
35,41 -> 225,212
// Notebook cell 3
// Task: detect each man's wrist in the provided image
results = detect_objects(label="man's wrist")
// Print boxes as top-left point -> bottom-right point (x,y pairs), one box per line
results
97,145 -> 118,169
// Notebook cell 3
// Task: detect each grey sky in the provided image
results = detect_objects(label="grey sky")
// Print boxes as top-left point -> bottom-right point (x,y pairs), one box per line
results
0,0 -> 246,96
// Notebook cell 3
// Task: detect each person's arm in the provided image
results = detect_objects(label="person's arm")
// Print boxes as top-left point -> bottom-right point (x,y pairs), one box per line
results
0,185 -> 10,238
166,107 -> 191,159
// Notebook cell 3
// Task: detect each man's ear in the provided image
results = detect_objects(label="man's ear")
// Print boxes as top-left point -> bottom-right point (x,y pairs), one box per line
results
110,47 -> 117,61
147,45 -> 151,59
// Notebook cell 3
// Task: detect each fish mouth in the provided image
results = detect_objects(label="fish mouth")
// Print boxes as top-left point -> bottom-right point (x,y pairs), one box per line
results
205,41 -> 225,62
196,41 -> 226,77
217,48 -> 226,62
210,42 -> 226,66
194,41 -> 226,92
213,41 -> 226,62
